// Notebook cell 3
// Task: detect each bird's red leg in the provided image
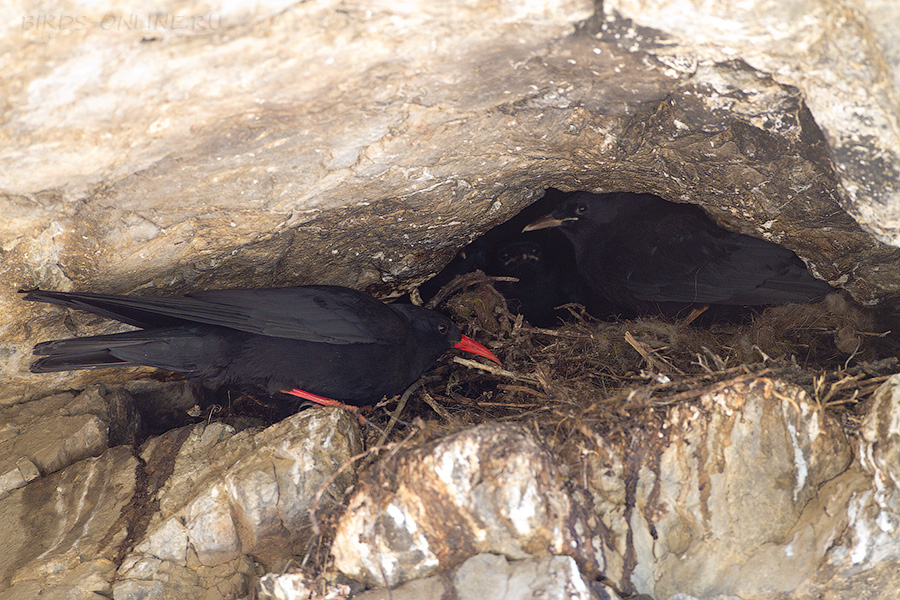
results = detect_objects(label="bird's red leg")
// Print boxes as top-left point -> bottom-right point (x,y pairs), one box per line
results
281,388 -> 367,424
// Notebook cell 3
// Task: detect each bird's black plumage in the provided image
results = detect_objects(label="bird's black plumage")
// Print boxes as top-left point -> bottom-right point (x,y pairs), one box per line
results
524,192 -> 834,316
481,234 -> 594,326
420,188 -> 597,326
22,286 -> 499,406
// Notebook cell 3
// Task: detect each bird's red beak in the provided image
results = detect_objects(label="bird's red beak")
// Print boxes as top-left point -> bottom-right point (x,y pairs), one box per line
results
454,335 -> 501,364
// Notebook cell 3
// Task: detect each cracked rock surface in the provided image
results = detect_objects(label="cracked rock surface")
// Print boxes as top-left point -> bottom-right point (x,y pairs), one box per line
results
2,376 -> 900,598
332,422 -> 611,587
0,409 -> 362,599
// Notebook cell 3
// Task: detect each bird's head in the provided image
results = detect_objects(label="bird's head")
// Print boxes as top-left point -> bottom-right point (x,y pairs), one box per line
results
393,304 -> 501,365
522,192 -> 623,234
496,240 -> 543,268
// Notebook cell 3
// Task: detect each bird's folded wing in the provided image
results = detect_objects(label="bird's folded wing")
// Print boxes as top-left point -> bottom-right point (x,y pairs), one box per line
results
618,235 -> 830,305
21,286 -> 406,344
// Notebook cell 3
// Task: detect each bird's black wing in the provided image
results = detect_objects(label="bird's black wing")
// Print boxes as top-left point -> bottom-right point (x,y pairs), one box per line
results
21,286 -> 408,344
622,238 -> 827,304
596,208 -> 831,305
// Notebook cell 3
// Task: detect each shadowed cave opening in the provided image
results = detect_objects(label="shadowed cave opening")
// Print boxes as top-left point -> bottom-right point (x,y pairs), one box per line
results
421,188 -> 836,327
420,188 -> 593,327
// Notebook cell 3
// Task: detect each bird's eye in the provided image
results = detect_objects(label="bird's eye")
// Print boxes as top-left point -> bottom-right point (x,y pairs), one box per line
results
575,203 -> 588,215
437,323 -> 449,334
499,250 -> 510,261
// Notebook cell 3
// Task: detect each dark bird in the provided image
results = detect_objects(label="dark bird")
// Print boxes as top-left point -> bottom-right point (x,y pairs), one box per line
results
420,188 -> 598,327
482,234 -> 593,327
21,286 -> 500,409
524,192 -> 834,317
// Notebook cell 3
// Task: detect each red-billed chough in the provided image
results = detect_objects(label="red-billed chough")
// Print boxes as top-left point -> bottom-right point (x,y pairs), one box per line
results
481,235 -> 595,326
21,285 -> 500,409
524,192 -> 834,316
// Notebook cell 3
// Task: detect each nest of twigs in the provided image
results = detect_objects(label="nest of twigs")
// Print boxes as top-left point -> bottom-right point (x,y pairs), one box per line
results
357,272 -> 899,452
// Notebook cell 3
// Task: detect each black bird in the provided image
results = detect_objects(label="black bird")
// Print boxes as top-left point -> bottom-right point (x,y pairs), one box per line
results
420,188 -> 597,327
21,286 -> 500,409
524,192 -> 834,316
483,234 -> 593,326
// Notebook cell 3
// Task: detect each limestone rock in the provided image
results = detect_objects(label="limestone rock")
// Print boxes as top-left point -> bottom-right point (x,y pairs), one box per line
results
4,0 -> 900,404
604,0 -> 900,247
332,422 -> 611,587
0,384 -> 140,497
858,374 -> 900,506
784,374 -> 900,600
256,572 -> 352,600
666,595 -> 743,600
0,407 -> 361,599
349,554 -> 616,600
582,376 -> 855,598
350,576 -> 449,600
0,447 -> 139,600
451,554 -> 604,600
115,408 -> 362,598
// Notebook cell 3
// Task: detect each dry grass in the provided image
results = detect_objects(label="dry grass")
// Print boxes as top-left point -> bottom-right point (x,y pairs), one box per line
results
360,276 -> 899,450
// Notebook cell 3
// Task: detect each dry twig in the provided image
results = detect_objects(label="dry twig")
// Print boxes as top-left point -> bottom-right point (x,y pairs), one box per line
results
625,331 -> 685,377
426,270 -> 517,310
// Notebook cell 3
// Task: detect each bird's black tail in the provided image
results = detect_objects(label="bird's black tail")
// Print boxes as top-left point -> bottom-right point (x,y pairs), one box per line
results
29,329 -> 158,372
30,350 -> 136,372
31,332 -> 143,373
29,327 -> 209,375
